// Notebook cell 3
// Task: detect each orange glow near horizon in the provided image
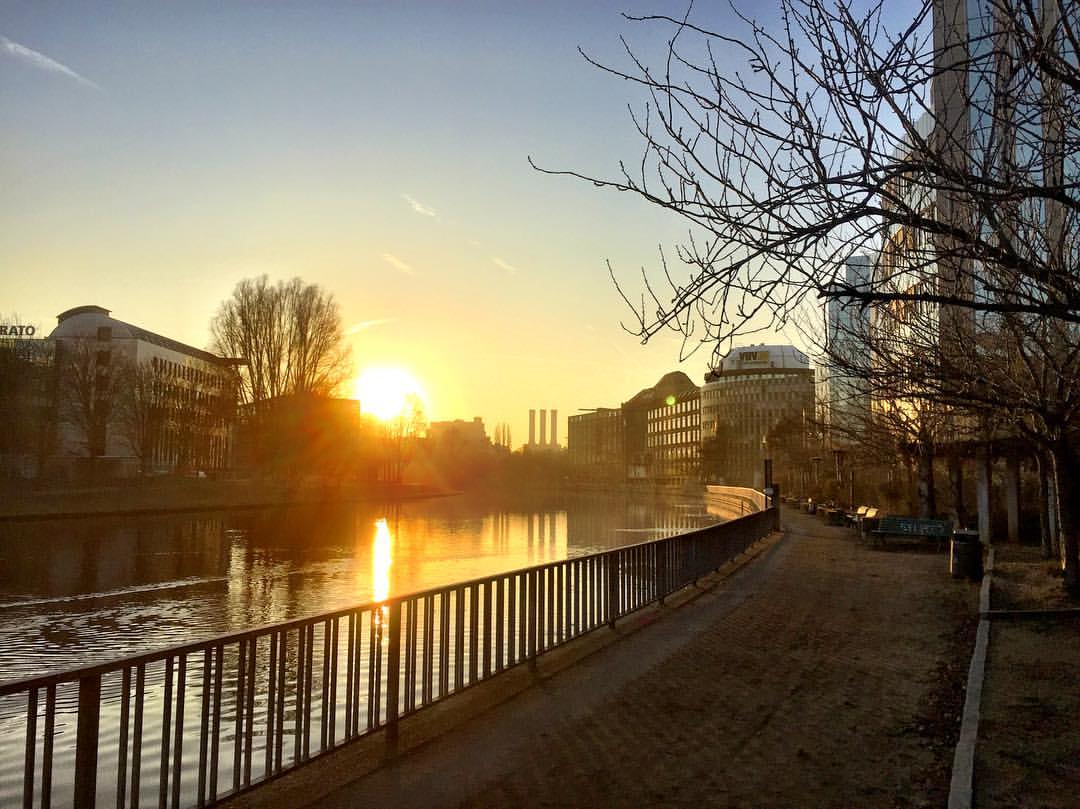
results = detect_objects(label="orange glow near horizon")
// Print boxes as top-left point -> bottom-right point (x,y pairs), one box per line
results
353,366 -> 429,421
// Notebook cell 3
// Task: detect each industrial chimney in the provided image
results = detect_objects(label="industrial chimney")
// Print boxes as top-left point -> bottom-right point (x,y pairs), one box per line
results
529,409 -> 536,446
550,409 -> 558,447
539,409 -> 547,446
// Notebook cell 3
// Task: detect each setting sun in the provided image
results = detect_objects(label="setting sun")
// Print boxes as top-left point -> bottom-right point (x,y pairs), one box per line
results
353,366 -> 428,421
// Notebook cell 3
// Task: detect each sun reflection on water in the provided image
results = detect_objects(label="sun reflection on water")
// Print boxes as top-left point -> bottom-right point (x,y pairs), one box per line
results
373,518 -> 393,603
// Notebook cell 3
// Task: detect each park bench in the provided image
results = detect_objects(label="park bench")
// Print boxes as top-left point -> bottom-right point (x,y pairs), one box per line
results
871,515 -> 953,550
857,508 -> 880,540
825,507 -> 847,526
848,505 -> 869,528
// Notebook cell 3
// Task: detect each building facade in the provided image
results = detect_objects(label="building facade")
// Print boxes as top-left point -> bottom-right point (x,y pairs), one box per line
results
646,387 -> 701,486
621,371 -> 698,483
428,417 -> 488,448
48,306 -> 238,477
0,338 -> 57,479
825,253 -> 875,442
700,345 -> 815,487
567,408 -> 623,482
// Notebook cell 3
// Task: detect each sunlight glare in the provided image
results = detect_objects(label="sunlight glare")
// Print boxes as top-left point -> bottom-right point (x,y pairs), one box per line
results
353,366 -> 428,421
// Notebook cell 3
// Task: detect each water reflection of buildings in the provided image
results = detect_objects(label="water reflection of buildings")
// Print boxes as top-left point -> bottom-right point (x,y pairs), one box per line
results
565,498 -> 716,554
0,516 -> 230,600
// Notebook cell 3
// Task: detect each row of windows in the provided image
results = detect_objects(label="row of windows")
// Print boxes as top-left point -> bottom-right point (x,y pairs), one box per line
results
651,445 -> 700,458
150,356 -> 225,390
704,372 -> 810,387
647,414 -> 700,432
705,390 -> 810,404
647,431 -> 699,448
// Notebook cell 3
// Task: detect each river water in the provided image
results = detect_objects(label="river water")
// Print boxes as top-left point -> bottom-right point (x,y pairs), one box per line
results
0,492 -> 725,684
0,492 -> 727,808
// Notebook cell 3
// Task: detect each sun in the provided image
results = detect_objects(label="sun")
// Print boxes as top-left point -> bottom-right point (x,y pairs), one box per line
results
353,366 -> 428,421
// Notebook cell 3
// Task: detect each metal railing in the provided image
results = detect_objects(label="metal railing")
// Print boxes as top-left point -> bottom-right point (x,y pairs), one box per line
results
1,507 -> 778,809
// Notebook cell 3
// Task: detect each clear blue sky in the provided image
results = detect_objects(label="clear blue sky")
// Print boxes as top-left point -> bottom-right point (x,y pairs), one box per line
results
0,1 -> 902,444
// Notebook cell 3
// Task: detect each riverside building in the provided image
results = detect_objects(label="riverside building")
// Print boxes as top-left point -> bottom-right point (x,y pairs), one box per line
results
645,386 -> 701,487
700,345 -> 815,488
47,305 -> 239,477
567,408 -> 623,483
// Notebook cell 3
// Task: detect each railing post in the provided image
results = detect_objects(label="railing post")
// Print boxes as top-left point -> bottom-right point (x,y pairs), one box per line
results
607,554 -> 619,628
385,601 -> 402,741
527,570 -> 538,671
656,541 -> 668,605
388,600 -> 406,725
74,674 -> 101,809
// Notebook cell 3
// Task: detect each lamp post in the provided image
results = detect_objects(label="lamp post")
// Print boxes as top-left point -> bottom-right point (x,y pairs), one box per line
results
762,434 -> 776,509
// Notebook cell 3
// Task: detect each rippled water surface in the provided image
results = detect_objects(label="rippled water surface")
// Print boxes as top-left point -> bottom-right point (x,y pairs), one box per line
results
0,493 -> 723,683
0,492 -> 732,808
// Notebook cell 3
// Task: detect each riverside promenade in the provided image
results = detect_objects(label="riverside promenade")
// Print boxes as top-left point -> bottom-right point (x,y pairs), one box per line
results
225,507 -> 977,809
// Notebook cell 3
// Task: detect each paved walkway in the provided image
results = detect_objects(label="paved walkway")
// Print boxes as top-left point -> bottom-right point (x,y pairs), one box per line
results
228,508 -> 977,809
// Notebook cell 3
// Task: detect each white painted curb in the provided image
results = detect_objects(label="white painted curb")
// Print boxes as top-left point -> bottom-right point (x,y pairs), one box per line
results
948,547 -> 994,809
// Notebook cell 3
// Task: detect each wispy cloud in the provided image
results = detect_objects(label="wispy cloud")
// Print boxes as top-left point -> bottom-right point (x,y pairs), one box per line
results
401,194 -> 437,218
1,36 -> 102,92
346,318 -> 394,335
382,253 -> 416,275
492,257 -> 521,276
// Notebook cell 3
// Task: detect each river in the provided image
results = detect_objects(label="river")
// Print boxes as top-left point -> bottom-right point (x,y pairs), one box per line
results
0,492 -> 726,685
0,491 -> 739,808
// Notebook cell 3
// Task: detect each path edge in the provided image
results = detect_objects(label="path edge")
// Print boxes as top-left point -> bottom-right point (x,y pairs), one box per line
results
948,546 -> 995,809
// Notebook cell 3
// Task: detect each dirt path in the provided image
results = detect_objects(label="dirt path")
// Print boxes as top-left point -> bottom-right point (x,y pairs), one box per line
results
300,509 -> 975,809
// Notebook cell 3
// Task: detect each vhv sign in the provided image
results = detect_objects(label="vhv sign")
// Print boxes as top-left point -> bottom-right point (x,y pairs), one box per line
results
0,324 -> 36,337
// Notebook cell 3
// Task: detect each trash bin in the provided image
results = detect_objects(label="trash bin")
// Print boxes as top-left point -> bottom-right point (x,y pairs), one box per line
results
950,529 -> 983,581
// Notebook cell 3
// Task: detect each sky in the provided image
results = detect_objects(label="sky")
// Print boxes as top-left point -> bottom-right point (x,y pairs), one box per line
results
0,0 -> 872,446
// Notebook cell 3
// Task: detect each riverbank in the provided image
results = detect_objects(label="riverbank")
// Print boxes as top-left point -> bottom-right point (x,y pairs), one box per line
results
0,477 -> 455,521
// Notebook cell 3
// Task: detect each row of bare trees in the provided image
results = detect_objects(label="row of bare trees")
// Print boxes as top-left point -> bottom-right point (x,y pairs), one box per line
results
55,341 -> 234,475
559,0 -> 1080,590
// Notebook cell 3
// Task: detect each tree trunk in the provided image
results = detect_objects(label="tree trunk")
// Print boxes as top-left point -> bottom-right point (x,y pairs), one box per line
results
1050,438 -> 1080,595
1037,450 -> 1054,560
916,447 -> 935,518
949,454 -> 967,528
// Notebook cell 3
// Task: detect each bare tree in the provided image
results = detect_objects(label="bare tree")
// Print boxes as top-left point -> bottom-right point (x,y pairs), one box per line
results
383,393 -> 427,484
541,0 -> 1080,346
553,0 -> 1080,591
118,359 -> 168,475
0,329 -> 55,478
58,340 -> 132,461
210,276 -> 352,406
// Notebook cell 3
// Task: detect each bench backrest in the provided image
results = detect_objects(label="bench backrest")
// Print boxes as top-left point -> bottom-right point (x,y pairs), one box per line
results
878,516 -> 952,536
855,506 -> 869,517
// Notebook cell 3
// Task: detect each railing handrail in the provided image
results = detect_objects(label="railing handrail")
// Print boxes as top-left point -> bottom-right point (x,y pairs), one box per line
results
0,507 -> 767,697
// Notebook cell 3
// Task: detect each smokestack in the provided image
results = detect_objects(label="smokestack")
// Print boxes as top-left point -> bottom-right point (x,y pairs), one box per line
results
539,409 -> 547,446
551,409 -> 558,447
529,409 -> 536,446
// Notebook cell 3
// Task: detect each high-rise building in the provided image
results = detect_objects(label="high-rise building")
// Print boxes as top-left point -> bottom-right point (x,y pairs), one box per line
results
825,254 -> 874,442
